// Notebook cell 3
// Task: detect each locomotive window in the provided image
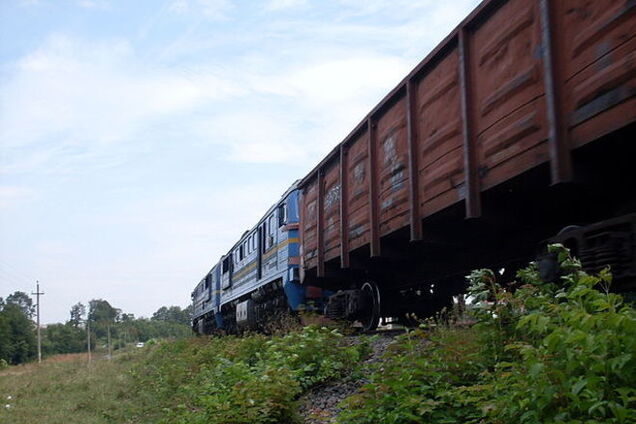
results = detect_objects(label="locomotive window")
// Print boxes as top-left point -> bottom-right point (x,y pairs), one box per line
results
262,222 -> 267,247
266,216 -> 275,248
278,203 -> 287,227
239,244 -> 244,260
222,256 -> 230,273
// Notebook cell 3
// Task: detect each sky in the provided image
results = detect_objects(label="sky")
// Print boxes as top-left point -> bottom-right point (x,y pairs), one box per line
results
0,0 -> 480,324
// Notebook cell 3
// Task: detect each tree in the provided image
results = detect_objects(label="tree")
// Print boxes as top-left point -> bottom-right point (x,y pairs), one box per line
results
123,317 -> 191,342
88,299 -> 120,339
69,302 -> 86,327
0,303 -> 36,364
184,304 -> 193,322
88,299 -> 119,324
42,323 -> 85,355
119,313 -> 135,322
0,310 -> 11,361
6,291 -> 35,319
151,305 -> 191,326
151,306 -> 169,322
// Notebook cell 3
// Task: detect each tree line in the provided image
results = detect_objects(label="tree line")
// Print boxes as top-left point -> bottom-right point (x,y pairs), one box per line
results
0,291 -> 193,366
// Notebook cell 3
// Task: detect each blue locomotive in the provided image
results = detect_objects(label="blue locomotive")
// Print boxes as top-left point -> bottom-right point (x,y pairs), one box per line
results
192,183 -> 311,334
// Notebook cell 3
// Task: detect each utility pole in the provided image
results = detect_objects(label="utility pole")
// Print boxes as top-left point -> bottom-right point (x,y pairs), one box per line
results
31,281 -> 44,364
87,319 -> 92,364
107,325 -> 112,360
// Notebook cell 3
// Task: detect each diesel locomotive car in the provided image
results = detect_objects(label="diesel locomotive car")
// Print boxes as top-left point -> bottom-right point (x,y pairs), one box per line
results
192,184 -> 307,334
194,0 -> 636,334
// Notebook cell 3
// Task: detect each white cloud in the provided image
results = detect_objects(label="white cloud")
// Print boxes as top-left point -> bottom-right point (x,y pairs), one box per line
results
198,0 -> 232,18
0,30 -> 413,173
218,54 -> 410,162
192,111 -> 306,163
286,56 -> 408,107
76,0 -> 110,9
17,0 -> 110,7
168,0 -> 233,19
168,0 -> 189,14
265,0 -> 307,11
0,186 -> 36,209
0,34 -> 243,174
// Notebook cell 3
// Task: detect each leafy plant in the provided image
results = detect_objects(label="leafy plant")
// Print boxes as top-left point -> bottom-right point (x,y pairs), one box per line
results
131,325 -> 365,424
478,245 -> 636,423
338,244 -> 636,424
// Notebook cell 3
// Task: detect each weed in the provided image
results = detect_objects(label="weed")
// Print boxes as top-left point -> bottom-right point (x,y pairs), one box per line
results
130,325 -> 364,424
338,244 -> 636,424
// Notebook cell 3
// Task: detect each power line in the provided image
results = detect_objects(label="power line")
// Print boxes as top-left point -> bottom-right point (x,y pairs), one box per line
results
0,258 -> 38,282
0,268 -> 33,287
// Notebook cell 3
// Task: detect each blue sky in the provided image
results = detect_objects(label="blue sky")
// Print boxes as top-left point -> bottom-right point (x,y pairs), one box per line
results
0,0 -> 479,323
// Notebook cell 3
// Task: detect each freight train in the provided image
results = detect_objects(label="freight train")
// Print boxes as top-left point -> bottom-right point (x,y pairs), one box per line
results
192,0 -> 636,334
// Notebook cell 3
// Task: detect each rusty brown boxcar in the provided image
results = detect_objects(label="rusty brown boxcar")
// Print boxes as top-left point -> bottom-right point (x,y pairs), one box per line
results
299,0 -> 636,330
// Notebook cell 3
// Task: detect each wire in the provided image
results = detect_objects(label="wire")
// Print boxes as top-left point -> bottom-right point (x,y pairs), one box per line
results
0,258 -> 38,282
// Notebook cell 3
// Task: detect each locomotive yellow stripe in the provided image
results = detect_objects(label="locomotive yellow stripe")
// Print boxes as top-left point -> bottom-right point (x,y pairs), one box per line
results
231,261 -> 257,280
261,247 -> 279,261
227,238 -> 301,280
263,237 -> 300,253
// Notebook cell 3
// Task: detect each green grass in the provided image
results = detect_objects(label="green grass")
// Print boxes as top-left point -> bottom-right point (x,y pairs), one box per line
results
130,326 -> 367,424
0,350 -> 147,424
0,327 -> 367,424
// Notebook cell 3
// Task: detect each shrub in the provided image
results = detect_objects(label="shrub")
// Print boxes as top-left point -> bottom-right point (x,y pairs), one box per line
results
131,326 -> 365,424
477,245 -> 636,423
339,327 -> 488,424
339,244 -> 636,424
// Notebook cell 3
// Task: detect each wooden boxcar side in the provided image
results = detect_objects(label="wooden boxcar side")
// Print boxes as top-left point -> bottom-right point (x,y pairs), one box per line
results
299,0 -> 636,284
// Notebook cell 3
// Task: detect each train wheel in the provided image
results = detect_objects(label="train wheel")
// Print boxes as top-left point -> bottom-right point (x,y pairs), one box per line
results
359,281 -> 381,332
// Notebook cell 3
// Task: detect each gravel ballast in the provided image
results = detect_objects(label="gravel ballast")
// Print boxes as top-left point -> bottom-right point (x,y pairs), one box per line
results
299,331 -> 399,424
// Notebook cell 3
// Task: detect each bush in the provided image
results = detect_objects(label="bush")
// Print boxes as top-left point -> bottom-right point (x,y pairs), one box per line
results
132,326 -> 365,424
478,245 -> 636,423
339,327 -> 488,424
338,244 -> 636,424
